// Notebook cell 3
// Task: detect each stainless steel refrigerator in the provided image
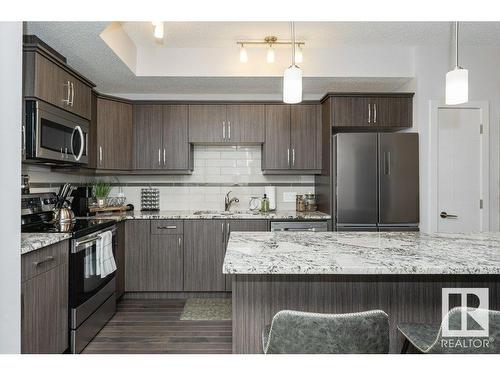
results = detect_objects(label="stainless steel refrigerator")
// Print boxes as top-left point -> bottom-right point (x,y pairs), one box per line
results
333,133 -> 419,231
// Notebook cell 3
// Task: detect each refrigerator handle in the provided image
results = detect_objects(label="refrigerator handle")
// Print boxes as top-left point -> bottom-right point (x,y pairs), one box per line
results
384,151 -> 391,175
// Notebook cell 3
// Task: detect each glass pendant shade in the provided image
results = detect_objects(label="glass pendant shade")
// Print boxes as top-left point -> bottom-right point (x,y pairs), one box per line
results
295,45 -> 303,63
445,67 -> 468,105
283,65 -> 303,104
153,22 -> 164,39
266,46 -> 275,63
239,45 -> 248,63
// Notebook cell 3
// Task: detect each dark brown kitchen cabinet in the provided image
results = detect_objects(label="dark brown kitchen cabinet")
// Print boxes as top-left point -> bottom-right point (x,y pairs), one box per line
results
134,104 -> 192,171
23,39 -> 94,120
184,220 -> 226,291
150,234 -> 184,291
124,220 -> 151,291
223,220 -> 268,291
263,104 -> 321,173
95,96 -> 133,170
189,104 -> 265,144
21,240 -> 69,354
115,222 -> 126,300
324,93 -> 413,130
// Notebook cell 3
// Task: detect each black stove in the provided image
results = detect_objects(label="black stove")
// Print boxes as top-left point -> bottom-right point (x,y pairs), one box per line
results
21,192 -> 116,238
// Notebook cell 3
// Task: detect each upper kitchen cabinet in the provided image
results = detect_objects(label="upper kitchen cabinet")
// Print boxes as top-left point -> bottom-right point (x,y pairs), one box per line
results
23,35 -> 94,120
93,95 -> 133,170
188,104 -> 265,144
134,104 -> 193,172
262,104 -> 322,174
323,93 -> 414,130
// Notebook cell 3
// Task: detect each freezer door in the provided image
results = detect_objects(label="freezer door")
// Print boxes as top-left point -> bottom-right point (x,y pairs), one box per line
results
335,133 -> 378,225
378,133 -> 419,224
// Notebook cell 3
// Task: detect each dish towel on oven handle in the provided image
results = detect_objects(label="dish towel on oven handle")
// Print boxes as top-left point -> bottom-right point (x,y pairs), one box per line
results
96,230 -> 116,278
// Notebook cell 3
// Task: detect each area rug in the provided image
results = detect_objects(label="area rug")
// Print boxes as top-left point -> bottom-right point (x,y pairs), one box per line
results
180,298 -> 232,320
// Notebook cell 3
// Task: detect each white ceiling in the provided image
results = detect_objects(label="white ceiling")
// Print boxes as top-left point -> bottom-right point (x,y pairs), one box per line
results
25,21 -> 499,99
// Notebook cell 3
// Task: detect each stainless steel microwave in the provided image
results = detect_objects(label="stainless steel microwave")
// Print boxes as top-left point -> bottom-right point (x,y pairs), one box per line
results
24,100 -> 89,165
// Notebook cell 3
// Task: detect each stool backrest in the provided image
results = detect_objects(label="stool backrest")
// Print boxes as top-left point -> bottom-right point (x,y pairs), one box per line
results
264,309 -> 390,354
431,307 -> 500,354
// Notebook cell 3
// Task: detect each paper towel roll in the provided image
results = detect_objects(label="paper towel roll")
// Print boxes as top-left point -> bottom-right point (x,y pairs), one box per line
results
265,186 -> 276,211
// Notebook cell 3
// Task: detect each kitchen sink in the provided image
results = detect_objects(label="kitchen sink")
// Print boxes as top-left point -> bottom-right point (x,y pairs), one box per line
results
193,210 -> 234,216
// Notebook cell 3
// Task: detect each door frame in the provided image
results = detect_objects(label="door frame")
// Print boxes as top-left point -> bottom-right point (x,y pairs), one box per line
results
429,100 -> 490,233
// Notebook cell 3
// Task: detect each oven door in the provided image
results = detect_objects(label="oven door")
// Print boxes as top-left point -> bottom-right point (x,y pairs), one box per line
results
26,100 -> 89,164
70,227 -> 116,308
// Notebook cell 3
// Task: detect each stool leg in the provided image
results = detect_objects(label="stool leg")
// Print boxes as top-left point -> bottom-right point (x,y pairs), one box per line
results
401,338 -> 410,354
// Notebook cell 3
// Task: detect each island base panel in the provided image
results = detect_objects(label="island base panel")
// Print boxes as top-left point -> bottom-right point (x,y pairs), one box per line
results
232,275 -> 500,354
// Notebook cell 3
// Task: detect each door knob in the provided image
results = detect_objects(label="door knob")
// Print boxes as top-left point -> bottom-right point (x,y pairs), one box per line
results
440,211 -> 458,219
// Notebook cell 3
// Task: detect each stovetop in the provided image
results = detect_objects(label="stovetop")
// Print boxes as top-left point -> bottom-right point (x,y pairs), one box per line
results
21,218 -> 116,238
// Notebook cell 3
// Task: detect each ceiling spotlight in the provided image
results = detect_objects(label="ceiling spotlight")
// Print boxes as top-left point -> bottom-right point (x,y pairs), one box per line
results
295,44 -> 303,64
152,21 -> 164,40
266,45 -> 275,63
239,44 -> 248,63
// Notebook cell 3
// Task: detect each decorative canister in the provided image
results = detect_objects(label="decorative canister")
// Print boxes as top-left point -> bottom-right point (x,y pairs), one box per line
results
304,193 -> 317,212
296,195 -> 306,212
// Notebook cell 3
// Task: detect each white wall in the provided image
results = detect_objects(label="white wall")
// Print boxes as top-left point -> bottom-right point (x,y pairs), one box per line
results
413,45 -> 500,233
0,22 -> 22,353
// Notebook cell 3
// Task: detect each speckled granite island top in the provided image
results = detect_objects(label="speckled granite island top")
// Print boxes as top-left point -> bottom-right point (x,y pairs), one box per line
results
223,231 -> 500,275
93,210 -> 330,221
21,233 -> 72,255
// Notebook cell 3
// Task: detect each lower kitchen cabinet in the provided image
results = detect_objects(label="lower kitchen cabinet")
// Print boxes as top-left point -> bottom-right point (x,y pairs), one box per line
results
21,240 -> 69,354
115,222 -> 126,299
124,220 -> 151,291
184,220 -> 226,291
150,234 -> 184,291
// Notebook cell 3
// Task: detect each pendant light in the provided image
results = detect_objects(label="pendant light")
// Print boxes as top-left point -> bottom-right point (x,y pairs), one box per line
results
446,21 -> 468,105
283,22 -> 302,104
239,44 -> 248,63
266,44 -> 275,63
152,21 -> 164,40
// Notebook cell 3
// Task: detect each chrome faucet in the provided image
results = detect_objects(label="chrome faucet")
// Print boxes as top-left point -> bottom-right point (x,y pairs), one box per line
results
224,191 -> 239,211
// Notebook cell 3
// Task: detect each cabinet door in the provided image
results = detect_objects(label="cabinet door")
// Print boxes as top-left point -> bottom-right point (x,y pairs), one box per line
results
163,105 -> 190,169
21,263 -> 68,353
150,234 -> 184,291
64,71 -> 91,120
224,220 -> 268,291
115,222 -> 126,299
291,104 -> 321,170
125,220 -> 151,291
188,105 -> 226,143
226,104 -> 265,143
134,105 -> 163,170
96,97 -> 118,169
116,101 -> 133,170
372,97 -> 413,128
263,105 -> 291,170
184,220 -> 225,291
331,97 -> 370,127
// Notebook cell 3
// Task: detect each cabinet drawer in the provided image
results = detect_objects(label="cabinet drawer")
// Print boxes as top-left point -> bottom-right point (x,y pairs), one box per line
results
151,220 -> 184,235
22,240 -> 69,282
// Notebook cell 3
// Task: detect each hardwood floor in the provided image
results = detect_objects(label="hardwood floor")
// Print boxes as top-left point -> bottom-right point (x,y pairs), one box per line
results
82,299 -> 232,354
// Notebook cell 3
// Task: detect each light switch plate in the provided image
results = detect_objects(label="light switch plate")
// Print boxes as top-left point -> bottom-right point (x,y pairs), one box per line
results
283,192 -> 297,203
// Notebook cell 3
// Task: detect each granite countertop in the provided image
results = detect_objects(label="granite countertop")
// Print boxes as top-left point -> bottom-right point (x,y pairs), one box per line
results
91,210 -> 331,221
21,233 -> 72,255
223,231 -> 500,275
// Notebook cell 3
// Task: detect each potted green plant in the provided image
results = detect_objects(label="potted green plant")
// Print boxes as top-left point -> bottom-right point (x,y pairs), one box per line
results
92,180 -> 111,207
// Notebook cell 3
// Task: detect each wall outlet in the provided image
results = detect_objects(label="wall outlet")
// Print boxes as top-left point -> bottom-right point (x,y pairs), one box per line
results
283,192 -> 297,203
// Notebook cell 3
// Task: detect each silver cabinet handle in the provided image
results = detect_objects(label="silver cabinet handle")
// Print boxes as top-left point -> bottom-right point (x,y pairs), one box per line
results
368,103 -> 371,123
33,256 -> 55,267
222,121 -> 226,140
292,149 -> 295,167
384,152 -> 391,175
70,81 -> 75,107
61,147 -> 64,159
287,148 -> 290,166
440,211 -> 458,219
221,222 -> 225,243
374,103 -> 377,123
63,81 -> 71,105
157,225 -> 177,230
99,146 -> 103,165
228,121 -> 231,140
158,148 -> 161,165
163,148 -> 166,166
178,236 -> 182,249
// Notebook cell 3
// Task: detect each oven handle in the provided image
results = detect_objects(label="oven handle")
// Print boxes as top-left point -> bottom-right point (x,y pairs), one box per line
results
70,126 -> 85,161
75,235 -> 100,248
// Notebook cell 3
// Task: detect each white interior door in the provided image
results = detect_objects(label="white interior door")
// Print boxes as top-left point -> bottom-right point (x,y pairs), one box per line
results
437,108 -> 483,232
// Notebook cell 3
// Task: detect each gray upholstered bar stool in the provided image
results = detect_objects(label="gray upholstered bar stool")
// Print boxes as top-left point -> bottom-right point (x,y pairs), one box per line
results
262,310 -> 390,354
398,307 -> 500,354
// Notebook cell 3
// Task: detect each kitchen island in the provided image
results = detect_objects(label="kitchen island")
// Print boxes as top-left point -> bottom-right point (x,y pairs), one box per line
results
223,231 -> 500,353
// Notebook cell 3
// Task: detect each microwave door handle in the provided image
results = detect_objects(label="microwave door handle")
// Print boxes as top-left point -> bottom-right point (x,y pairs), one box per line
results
70,126 -> 85,161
